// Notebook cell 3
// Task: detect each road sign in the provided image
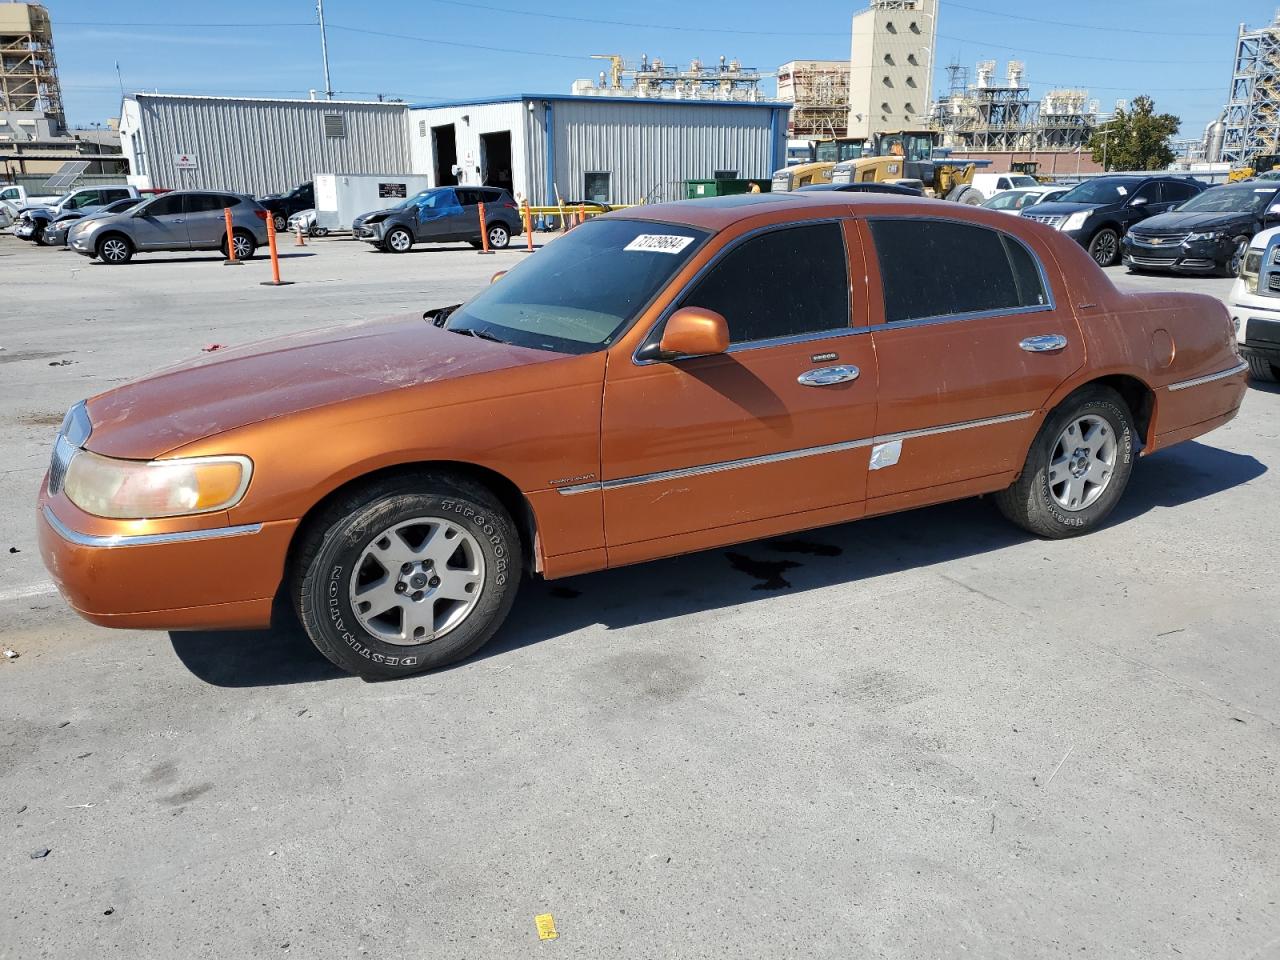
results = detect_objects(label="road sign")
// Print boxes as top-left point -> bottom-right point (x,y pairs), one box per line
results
175,153 -> 198,170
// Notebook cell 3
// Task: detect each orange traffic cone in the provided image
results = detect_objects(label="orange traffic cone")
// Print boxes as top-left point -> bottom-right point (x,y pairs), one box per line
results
294,224 -> 306,246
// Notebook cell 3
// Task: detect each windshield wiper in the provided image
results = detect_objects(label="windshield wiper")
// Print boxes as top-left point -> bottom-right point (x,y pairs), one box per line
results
450,326 -> 510,345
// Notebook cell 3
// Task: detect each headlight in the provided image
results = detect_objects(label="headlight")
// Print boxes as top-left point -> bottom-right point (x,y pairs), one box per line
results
62,450 -> 252,519
1241,249 -> 1262,293
1062,212 -> 1089,231
1186,231 -> 1222,243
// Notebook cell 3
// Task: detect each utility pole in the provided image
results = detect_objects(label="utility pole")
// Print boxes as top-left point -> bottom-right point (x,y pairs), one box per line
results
317,0 -> 334,100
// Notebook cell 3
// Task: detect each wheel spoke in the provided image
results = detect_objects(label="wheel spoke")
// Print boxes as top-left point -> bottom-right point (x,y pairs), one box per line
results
400,598 -> 436,641
419,523 -> 462,566
1066,475 -> 1086,508
1048,456 -> 1071,485
1085,459 -> 1112,485
367,531 -> 416,569
435,567 -> 482,602
354,573 -> 399,609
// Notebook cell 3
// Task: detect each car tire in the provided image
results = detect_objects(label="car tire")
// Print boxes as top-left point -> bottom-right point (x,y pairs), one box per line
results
295,473 -> 523,680
221,230 -> 257,261
487,222 -> 511,249
384,227 -> 413,253
311,226 -> 329,237
1223,235 -> 1249,278
273,214 -> 288,233
30,222 -> 46,244
1245,354 -> 1280,383
468,239 -> 483,249
948,186 -> 983,205
95,233 -> 134,264
994,385 -> 1137,539
1088,228 -> 1120,267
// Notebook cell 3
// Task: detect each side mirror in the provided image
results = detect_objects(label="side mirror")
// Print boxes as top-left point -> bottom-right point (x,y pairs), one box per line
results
657,307 -> 730,359
1130,196 -> 1148,207
490,270 -> 506,284
1268,202 -> 1280,217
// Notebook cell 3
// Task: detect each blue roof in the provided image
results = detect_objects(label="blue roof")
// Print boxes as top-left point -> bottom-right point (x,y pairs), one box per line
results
408,93 -> 791,111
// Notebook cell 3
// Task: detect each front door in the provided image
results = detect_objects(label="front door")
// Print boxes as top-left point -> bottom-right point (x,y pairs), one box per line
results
413,188 -> 463,243
130,194 -> 190,249
861,217 -> 1084,503
600,220 -> 878,551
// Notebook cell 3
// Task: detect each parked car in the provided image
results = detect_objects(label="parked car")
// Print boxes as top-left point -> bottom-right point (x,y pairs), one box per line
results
969,173 -> 1042,199
0,183 -> 61,207
41,197 -> 146,248
37,194 -> 1247,679
798,182 -> 925,197
1229,226 -> 1280,381
68,190 -> 269,264
258,181 -> 314,232
981,186 -> 1070,215
0,197 -> 17,229
14,185 -> 139,244
1021,175 -> 1205,267
286,208 -> 328,237
1122,181 -> 1280,277
354,186 -> 522,252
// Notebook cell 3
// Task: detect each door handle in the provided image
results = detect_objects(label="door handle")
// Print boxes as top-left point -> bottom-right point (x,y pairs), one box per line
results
172,218 -> 185,223
797,365 -> 860,386
1020,334 -> 1067,353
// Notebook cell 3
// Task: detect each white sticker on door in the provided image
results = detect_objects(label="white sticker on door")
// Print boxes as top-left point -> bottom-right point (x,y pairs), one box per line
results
624,234 -> 695,254
869,439 -> 903,470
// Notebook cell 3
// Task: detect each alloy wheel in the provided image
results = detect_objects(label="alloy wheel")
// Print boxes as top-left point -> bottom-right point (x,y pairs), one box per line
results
1047,413 -> 1117,511
1229,238 -> 1248,277
101,238 -> 129,263
232,234 -> 253,259
348,517 -> 485,645
387,229 -> 412,252
1091,232 -> 1117,267
489,225 -> 509,248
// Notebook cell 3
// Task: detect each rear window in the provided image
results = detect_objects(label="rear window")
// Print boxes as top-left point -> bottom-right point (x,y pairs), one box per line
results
446,219 -> 707,354
870,219 -> 1049,323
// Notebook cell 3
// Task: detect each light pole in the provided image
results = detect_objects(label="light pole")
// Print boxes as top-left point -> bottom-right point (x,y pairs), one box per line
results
317,0 -> 334,100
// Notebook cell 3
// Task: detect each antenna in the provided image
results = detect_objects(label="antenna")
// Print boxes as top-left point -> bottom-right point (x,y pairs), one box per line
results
115,61 -> 124,100
317,0 -> 334,100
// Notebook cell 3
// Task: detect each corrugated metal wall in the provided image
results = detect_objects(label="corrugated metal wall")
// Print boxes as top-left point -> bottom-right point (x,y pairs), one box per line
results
407,102 -> 529,193
550,100 -> 781,204
132,95 -> 410,196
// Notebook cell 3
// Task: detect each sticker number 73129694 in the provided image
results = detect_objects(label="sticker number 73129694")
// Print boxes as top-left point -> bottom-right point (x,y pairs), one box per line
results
623,234 -> 696,254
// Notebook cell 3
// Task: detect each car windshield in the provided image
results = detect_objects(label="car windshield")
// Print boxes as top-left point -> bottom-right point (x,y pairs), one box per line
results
400,188 -> 448,209
446,219 -> 708,354
1175,185 -> 1278,214
1056,179 -> 1142,204
984,191 -> 1028,210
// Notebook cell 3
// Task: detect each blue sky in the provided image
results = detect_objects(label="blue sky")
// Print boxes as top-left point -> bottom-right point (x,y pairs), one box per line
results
50,0 -> 1271,141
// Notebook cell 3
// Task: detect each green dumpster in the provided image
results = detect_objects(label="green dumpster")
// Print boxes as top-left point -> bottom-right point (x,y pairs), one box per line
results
684,178 -> 772,199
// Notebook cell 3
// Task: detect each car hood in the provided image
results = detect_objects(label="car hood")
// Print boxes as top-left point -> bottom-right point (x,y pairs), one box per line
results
83,315 -> 564,459
355,207 -> 402,222
1129,210 -> 1255,233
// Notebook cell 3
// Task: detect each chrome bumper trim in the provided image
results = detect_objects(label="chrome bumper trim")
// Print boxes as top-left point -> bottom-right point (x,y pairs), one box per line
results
558,410 -> 1036,495
43,506 -> 263,549
1166,361 -> 1249,393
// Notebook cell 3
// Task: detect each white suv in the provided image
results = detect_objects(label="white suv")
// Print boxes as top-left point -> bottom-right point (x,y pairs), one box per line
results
1230,226 -> 1280,382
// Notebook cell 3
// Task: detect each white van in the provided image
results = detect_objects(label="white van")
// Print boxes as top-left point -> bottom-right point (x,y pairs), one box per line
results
969,173 -> 1041,199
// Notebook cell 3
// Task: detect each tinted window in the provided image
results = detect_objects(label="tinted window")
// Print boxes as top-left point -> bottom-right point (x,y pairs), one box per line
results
184,193 -> 228,213
101,188 -> 130,202
1131,182 -> 1160,204
870,219 -> 1048,323
1057,178 -> 1142,204
1161,180 -> 1200,204
679,223 -> 850,344
141,195 -> 183,216
455,189 -> 480,206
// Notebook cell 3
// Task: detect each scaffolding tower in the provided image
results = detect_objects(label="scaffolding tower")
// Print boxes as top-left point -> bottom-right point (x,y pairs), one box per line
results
1221,15 -> 1280,167
778,60 -> 849,138
0,3 -> 63,129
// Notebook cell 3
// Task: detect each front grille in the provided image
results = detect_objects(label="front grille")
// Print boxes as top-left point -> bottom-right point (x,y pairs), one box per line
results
1130,232 -> 1189,246
1268,272 -> 1280,293
1127,256 -> 1175,267
1024,213 -> 1065,228
47,435 -> 74,495
1272,247 -> 1280,266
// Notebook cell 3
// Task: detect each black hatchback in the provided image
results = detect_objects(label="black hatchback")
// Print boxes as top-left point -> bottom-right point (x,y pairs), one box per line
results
1021,175 -> 1204,267
1122,182 -> 1280,277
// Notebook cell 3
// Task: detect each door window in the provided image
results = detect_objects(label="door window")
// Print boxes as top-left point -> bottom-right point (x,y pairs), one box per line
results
1130,182 -> 1160,205
184,193 -> 227,213
585,172 -> 611,203
1160,180 -> 1198,205
65,191 -> 100,210
869,219 -> 1048,323
455,189 -> 480,206
678,222 -> 850,345
141,194 -> 183,217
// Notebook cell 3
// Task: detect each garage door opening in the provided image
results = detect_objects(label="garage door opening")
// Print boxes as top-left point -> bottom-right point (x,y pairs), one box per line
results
479,130 -> 513,193
432,124 -> 458,187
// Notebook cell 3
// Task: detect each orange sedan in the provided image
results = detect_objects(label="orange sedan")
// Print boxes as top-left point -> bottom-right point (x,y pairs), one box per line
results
38,193 -> 1248,678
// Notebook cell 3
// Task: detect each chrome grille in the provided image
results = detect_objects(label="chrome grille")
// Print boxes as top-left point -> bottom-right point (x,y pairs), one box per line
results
1269,272 -> 1280,293
1130,232 -> 1189,246
1272,246 -> 1280,266
1024,213 -> 1065,228
47,435 -> 74,495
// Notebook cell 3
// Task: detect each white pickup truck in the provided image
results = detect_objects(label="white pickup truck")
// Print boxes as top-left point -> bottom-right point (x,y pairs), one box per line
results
8,184 -> 139,243
1229,225 -> 1280,382
0,184 -> 61,207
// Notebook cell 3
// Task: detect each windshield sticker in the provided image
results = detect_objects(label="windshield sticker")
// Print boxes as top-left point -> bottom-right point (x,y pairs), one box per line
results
624,234 -> 695,254
1116,186 -> 1128,196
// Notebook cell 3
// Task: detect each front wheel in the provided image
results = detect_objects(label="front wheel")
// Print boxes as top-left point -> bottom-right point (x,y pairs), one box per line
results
1088,228 -> 1120,267
273,213 -> 288,232
295,474 -> 523,679
384,227 -> 413,253
994,386 -> 1137,538
96,234 -> 133,264
1223,235 -> 1249,278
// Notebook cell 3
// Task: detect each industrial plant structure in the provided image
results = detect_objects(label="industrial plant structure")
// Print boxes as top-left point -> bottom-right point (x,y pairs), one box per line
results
571,54 -> 771,102
929,60 -> 1100,153
0,1 -> 61,128
1219,14 -> 1280,168
777,60 -> 849,138
847,0 -> 938,139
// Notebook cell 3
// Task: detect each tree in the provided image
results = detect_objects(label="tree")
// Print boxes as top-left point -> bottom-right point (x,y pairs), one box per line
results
1087,95 -> 1180,172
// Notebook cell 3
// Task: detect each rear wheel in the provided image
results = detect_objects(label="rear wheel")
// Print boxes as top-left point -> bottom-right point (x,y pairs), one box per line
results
948,185 -> 983,205
1245,354 -> 1280,383
96,234 -> 133,264
1088,228 -> 1120,267
384,227 -> 413,253
995,386 -> 1136,538
295,474 -> 523,680
487,223 -> 511,249
221,230 -> 256,260
272,213 -> 288,232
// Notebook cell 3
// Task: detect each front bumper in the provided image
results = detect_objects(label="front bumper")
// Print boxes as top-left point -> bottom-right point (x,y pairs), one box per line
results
14,222 -> 36,239
354,221 -> 386,243
1122,236 -> 1232,273
38,494 -> 296,631
69,232 -> 97,256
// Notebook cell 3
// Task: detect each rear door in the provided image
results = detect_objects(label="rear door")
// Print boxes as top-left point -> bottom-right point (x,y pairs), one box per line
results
130,193 -> 189,249
599,219 -> 879,552
862,216 -> 1084,505
182,193 -> 233,248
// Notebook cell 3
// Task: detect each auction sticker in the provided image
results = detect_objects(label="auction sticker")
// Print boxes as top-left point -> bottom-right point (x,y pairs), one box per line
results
624,234 -> 695,254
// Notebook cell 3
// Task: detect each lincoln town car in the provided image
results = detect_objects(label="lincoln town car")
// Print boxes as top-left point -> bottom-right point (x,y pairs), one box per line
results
38,193 -> 1248,679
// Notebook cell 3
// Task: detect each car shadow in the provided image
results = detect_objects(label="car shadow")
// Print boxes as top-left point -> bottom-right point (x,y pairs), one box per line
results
90,253 -> 318,266
169,439 -> 1265,688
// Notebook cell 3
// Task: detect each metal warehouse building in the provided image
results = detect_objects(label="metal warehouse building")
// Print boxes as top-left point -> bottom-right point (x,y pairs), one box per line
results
118,93 -> 409,197
118,92 -> 789,206
406,94 -> 790,205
